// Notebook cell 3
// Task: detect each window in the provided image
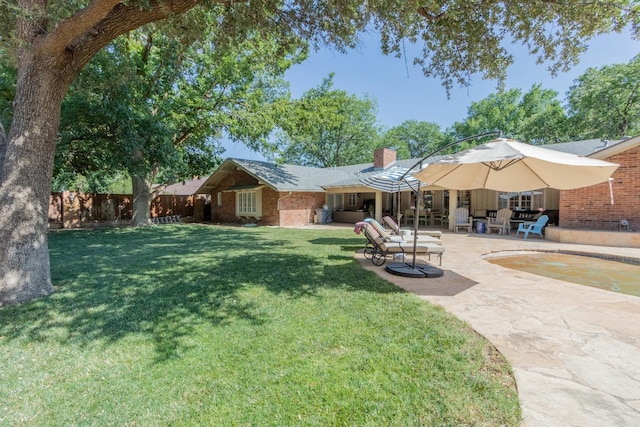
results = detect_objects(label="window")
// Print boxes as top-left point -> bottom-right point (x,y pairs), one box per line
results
328,194 -> 343,211
236,189 -> 262,217
423,192 -> 433,210
347,193 -> 358,207
217,192 -> 222,206
498,191 -> 542,210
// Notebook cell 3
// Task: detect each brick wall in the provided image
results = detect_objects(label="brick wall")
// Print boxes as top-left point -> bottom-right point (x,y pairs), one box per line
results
275,192 -> 326,226
560,145 -> 640,230
209,168 -> 325,226
373,148 -> 396,170
210,169 -> 256,224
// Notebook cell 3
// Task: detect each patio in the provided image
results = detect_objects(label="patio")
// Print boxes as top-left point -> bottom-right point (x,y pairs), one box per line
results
350,228 -> 640,426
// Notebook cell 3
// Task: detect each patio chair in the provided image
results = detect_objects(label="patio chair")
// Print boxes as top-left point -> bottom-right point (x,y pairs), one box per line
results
381,216 -> 442,239
516,215 -> 549,239
365,218 -> 441,244
453,207 -> 473,233
358,223 -> 444,266
403,209 -> 415,226
433,210 -> 448,227
363,218 -> 403,242
486,208 -> 512,235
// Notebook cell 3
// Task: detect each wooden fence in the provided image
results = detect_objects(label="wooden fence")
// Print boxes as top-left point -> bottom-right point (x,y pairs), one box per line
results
49,191 -> 198,229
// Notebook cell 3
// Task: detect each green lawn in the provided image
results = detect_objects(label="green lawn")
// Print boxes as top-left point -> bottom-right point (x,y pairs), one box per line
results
0,224 -> 520,425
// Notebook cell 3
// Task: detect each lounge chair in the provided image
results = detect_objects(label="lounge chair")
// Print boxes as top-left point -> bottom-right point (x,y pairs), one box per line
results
381,216 -> 442,239
453,207 -> 473,233
356,222 -> 444,266
516,215 -> 549,239
486,208 -> 512,235
365,218 -> 441,244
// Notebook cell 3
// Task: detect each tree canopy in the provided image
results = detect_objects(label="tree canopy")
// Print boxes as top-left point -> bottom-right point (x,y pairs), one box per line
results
450,85 -> 567,144
381,120 -> 452,159
275,74 -> 381,167
1,0 -> 639,304
566,54 -> 640,140
54,12 -> 305,224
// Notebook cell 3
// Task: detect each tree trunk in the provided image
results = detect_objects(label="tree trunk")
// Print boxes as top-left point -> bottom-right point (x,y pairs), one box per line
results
131,175 -> 154,227
0,61 -> 72,305
0,0 -> 201,306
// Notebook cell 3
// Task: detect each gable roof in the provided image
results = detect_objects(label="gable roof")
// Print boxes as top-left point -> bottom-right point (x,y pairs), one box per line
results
196,136 -> 640,194
197,158 -> 332,193
196,157 -> 426,194
588,135 -> 640,159
543,136 -> 640,159
543,139 -> 614,156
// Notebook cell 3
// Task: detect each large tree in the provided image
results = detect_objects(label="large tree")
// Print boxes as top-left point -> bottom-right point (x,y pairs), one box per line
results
450,85 -> 568,144
566,54 -> 640,140
0,1 -> 638,305
55,16 -> 303,225
381,120 -> 452,159
275,74 -> 381,167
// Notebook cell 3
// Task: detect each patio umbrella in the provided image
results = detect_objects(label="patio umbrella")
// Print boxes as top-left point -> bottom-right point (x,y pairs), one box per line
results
412,138 -> 619,192
359,162 -> 452,278
363,133 -> 503,279
360,166 -> 422,223
360,166 -> 421,193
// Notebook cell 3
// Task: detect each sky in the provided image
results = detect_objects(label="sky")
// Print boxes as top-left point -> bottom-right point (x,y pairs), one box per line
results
222,29 -> 640,160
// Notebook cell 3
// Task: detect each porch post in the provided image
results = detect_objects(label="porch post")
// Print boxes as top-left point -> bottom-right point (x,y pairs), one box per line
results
448,189 -> 458,231
375,191 -> 383,220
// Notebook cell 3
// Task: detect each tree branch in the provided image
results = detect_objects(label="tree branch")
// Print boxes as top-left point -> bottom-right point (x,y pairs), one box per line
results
40,0 -> 122,54
39,0 -> 208,73
416,6 -> 447,21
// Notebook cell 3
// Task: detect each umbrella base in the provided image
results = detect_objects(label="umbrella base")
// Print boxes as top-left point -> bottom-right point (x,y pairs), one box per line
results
385,262 -> 444,278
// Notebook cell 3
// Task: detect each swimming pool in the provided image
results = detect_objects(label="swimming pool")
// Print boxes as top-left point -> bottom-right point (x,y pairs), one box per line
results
486,251 -> 640,297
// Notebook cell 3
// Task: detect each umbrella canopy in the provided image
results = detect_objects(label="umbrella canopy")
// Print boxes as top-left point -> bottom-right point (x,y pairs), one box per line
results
412,138 -> 619,192
360,167 -> 421,193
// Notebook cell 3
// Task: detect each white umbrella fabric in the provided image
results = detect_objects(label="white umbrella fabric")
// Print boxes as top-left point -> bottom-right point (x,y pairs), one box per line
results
360,167 -> 423,224
412,138 -> 619,192
360,167 -> 421,193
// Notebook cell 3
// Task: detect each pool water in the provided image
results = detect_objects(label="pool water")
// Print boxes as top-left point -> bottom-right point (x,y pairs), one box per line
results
488,252 -> 640,297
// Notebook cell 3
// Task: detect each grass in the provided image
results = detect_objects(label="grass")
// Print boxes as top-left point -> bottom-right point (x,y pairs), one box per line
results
0,224 -> 520,426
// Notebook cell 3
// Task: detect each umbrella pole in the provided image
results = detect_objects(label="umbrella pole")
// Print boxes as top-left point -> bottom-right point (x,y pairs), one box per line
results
411,183 -> 421,269
385,131 -> 502,279
385,180 -> 443,278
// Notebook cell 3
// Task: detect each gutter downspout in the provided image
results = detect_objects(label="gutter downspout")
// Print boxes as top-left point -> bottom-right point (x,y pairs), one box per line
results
277,191 -> 293,225
277,191 -> 292,211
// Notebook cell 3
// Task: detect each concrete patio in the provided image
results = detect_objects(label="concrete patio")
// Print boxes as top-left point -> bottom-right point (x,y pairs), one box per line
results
352,230 -> 640,426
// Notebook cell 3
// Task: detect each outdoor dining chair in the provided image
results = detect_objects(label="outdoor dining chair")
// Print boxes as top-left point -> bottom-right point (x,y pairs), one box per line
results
433,210 -> 448,227
403,209 -> 415,226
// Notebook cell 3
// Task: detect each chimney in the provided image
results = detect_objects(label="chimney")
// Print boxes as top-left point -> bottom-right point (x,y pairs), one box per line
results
373,148 -> 396,170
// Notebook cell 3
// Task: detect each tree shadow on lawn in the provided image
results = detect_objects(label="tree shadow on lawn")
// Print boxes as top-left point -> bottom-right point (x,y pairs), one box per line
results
1,225 -> 399,362
307,236 -> 367,255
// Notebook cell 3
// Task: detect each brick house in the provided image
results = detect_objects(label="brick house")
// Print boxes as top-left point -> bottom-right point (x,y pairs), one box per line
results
553,135 -> 640,231
195,150 -> 411,227
196,158 -> 330,226
196,138 -> 637,229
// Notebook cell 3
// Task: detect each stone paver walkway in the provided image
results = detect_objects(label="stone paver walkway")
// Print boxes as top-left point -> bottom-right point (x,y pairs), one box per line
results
354,231 -> 640,426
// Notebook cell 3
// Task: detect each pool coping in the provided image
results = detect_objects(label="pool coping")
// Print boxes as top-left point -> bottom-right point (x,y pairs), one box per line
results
481,248 -> 640,267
